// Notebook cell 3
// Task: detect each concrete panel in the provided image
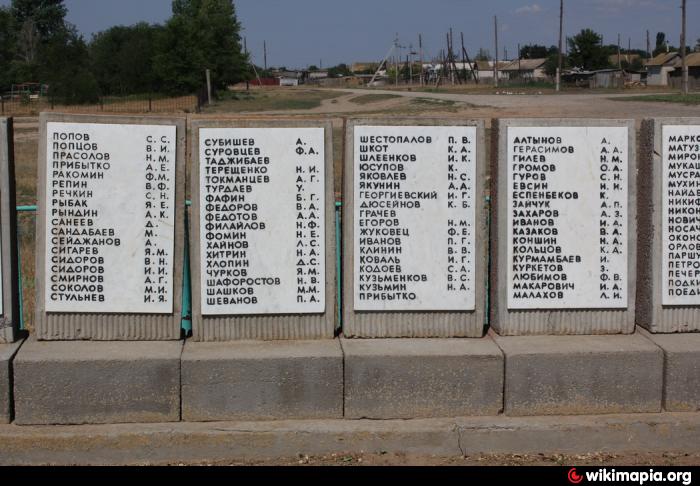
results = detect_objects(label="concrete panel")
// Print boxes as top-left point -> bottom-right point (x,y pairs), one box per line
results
343,118 -> 488,338
343,337 -> 503,418
189,118 -> 336,340
640,329 -> 700,411
494,331 -> 663,416
182,339 -> 343,420
490,118 -> 637,335
0,339 -> 23,423
0,118 -> 19,344
13,339 -> 182,425
637,118 -> 700,333
35,113 -> 186,341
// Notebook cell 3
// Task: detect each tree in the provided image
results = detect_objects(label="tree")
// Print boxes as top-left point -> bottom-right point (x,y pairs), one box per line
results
0,7 -> 16,91
544,52 -> 567,76
328,63 -> 351,78
519,44 -> 557,59
653,32 -> 667,56
39,25 -> 99,104
567,29 -> 610,70
90,23 -> 163,95
154,0 -> 248,95
11,0 -> 66,38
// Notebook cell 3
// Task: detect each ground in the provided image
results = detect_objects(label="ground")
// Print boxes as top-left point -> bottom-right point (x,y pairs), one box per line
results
169,452 -> 700,467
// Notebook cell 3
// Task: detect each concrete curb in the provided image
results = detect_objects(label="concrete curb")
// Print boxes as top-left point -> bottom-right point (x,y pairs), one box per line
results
1,413 -> 700,465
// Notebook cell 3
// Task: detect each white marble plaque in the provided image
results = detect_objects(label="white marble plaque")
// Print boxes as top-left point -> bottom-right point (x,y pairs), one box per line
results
507,126 -> 628,309
353,125 -> 476,312
662,125 -> 700,306
44,122 -> 176,313
199,127 -> 326,315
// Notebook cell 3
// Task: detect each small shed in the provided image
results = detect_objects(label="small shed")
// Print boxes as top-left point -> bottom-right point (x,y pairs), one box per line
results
646,52 -> 681,86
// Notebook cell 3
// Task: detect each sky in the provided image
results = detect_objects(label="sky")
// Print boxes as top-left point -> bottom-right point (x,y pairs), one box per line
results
0,0 -> 698,68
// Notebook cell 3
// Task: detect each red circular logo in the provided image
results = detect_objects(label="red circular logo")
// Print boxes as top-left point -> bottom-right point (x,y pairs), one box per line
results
568,468 -> 584,484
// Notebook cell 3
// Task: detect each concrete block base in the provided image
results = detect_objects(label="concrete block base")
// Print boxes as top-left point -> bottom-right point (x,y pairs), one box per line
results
181,340 -> 343,421
641,330 -> 700,412
493,331 -> 663,416
342,337 -> 504,419
13,340 -> 182,425
0,339 -> 23,424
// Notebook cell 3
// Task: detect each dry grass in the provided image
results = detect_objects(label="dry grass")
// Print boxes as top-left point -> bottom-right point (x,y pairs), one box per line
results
207,88 -> 344,113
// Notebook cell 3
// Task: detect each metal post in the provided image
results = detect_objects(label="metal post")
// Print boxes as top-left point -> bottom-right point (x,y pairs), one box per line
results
494,16 -> 499,88
681,0 -> 689,95
206,69 -> 212,105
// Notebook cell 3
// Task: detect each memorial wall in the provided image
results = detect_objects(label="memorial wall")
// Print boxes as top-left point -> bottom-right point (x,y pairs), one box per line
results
490,119 -> 637,335
0,118 -> 19,344
638,117 -> 700,333
34,114 -> 186,341
343,119 -> 488,338
190,119 -> 336,341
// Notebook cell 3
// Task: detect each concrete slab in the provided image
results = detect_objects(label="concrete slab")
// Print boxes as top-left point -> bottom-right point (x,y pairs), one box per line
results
13,340 -> 182,425
342,337 -> 503,419
0,339 -> 23,424
640,329 -> 700,411
2,412 -> 700,465
493,332 -> 663,416
181,340 -> 343,421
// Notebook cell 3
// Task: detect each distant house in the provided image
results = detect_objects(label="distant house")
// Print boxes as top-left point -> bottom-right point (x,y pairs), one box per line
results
500,58 -> 549,80
475,60 -> 509,81
646,52 -> 681,86
277,70 -> 304,86
351,62 -> 379,74
669,52 -> 700,89
308,70 -> 329,80
589,68 -> 624,89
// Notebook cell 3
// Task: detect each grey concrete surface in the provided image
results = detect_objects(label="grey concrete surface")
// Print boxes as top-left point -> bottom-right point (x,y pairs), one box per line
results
181,340 -> 343,421
343,337 -> 503,418
640,329 -> 700,411
13,339 -> 182,425
2,412 -> 700,465
493,331 -> 663,416
0,118 -> 19,344
0,339 -> 23,424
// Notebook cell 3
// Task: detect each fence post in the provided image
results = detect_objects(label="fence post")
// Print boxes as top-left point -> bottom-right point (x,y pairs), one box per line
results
148,95 -> 152,113
1,97 -> 4,115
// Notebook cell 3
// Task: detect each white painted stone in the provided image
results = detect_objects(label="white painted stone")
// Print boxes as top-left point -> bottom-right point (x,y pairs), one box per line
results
662,125 -> 700,306
506,126 -> 628,310
353,126 -> 477,312
44,122 -> 177,314
199,128 -> 326,315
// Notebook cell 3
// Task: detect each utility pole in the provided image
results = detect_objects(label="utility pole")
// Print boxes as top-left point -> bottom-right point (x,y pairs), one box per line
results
243,37 -> 250,91
647,30 -> 651,59
494,16 -> 499,88
617,34 -> 622,69
681,0 -> 689,94
419,34 -> 424,86
557,0 -> 564,92
263,41 -> 267,71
